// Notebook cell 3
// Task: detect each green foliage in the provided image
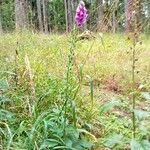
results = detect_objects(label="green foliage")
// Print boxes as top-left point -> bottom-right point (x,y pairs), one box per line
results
0,79 -> 9,91
30,108 -> 93,150
141,92 -> 150,102
104,133 -> 123,148
99,99 -> 120,115
0,32 -> 150,149
48,0 -> 66,31
131,139 -> 150,150
0,32 -> 96,150
1,0 -> 14,31
134,109 -> 150,120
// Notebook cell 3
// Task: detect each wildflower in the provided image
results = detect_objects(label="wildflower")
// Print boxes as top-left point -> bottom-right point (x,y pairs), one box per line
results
75,0 -> 88,27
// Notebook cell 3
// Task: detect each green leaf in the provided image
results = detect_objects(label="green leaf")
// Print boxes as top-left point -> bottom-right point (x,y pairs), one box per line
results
139,125 -> 148,136
30,111 -> 51,140
131,139 -> 141,150
65,126 -> 79,141
0,109 -> 14,121
0,96 -> 10,103
131,139 -> 150,150
104,133 -> 123,148
0,127 -> 5,136
77,129 -> 96,141
53,146 -> 77,150
141,92 -> 150,102
134,109 -> 150,120
73,139 -> 85,149
141,140 -> 150,150
79,140 -> 93,148
99,100 -> 120,115
0,79 -> 9,91
40,139 -> 60,149
64,138 -> 72,148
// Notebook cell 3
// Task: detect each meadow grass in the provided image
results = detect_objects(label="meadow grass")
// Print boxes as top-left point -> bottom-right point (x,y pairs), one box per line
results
0,32 -> 150,149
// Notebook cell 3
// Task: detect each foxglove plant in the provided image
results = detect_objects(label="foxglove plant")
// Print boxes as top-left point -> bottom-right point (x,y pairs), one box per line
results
62,0 -> 88,133
75,0 -> 88,27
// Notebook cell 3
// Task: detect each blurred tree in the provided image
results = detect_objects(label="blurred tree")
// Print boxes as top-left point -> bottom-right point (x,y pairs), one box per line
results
36,0 -> 43,32
0,0 -> 148,33
67,0 -> 73,31
125,0 -> 133,33
64,0 -> 68,32
96,0 -> 104,31
0,14 -> 2,34
1,0 -> 14,31
0,1 -> 2,34
15,0 -> 28,30
64,0 -> 76,32
143,0 -> 150,33
42,0 -> 48,33
112,0 -> 119,33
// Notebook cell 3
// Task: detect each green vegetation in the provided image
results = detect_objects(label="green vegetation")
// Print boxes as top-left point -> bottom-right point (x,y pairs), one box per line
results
1,0 -> 150,149
0,32 -> 150,149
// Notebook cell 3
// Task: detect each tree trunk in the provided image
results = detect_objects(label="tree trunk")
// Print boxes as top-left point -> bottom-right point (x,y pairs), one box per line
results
125,0 -> 133,33
112,1 -> 118,33
67,0 -> 73,31
73,0 -> 78,10
134,0 -> 142,41
42,0 -> 48,33
112,11 -> 116,33
15,0 -> 28,30
64,0 -> 77,32
64,0 -> 68,32
71,0 -> 76,24
0,14 -> 2,34
148,0 -> 150,18
36,0 -> 43,32
103,0 -> 110,32
147,0 -> 150,32
97,0 -> 104,31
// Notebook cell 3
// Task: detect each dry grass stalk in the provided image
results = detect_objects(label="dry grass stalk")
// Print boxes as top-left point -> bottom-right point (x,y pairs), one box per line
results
24,53 -> 36,107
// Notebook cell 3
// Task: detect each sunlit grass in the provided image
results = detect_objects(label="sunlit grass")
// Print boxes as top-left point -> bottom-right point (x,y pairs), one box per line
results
1,32 -> 149,82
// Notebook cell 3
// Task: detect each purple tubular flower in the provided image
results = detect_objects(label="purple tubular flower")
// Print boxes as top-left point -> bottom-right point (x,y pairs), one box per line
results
75,0 -> 88,27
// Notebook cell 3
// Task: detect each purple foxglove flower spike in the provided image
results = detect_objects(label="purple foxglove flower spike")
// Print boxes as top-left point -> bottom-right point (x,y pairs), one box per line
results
75,0 -> 88,27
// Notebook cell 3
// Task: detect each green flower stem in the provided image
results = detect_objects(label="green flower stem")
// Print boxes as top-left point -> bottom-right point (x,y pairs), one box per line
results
132,44 -> 136,139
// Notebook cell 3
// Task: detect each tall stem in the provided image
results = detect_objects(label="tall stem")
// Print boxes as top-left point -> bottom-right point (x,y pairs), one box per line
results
132,0 -> 141,138
132,44 -> 136,138
15,42 -> 19,87
63,29 -> 77,134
